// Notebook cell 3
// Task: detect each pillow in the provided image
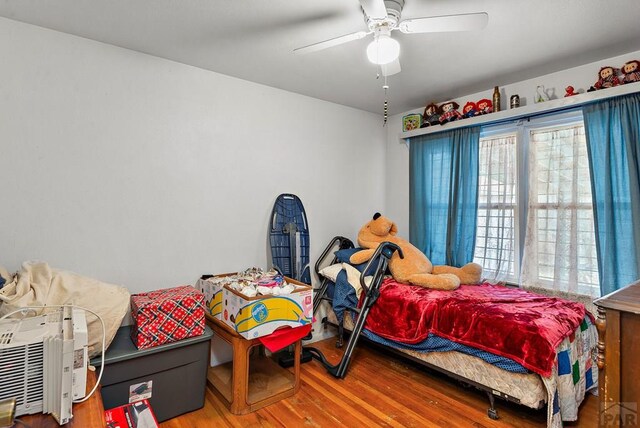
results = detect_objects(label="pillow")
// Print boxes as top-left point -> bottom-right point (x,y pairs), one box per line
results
319,263 -> 344,282
342,263 -> 372,299
334,248 -> 379,275
334,248 -> 363,264
334,248 -> 371,273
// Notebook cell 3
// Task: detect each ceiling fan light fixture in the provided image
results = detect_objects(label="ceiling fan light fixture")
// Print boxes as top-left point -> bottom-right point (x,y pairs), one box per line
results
366,34 -> 400,65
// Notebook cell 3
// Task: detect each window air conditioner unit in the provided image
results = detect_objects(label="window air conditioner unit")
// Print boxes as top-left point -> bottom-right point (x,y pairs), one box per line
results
0,306 -> 88,425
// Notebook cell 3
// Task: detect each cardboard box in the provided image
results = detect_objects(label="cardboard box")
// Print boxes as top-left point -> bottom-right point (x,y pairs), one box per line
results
221,277 -> 313,339
130,285 -> 205,349
195,274 -> 234,320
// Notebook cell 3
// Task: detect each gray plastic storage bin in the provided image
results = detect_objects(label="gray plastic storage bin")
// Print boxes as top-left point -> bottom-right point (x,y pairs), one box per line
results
91,325 -> 213,422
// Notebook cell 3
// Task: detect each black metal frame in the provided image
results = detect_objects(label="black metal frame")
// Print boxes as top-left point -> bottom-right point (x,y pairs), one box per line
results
311,236 -> 354,315
277,237 -> 354,368
305,239 -> 403,379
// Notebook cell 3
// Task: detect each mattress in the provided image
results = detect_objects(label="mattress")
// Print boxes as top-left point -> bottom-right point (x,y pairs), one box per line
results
326,309 -> 547,410
318,256 -> 597,426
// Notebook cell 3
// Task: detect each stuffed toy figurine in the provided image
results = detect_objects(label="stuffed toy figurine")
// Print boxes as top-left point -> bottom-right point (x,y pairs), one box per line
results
621,60 -> 640,84
438,101 -> 462,125
477,98 -> 493,114
462,101 -> 478,118
594,66 -> 621,89
564,86 -> 579,97
349,213 -> 483,290
422,103 -> 440,127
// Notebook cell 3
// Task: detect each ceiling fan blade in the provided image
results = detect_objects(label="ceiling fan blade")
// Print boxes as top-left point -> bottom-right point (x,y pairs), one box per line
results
381,58 -> 401,76
294,31 -> 369,55
398,12 -> 489,34
359,0 -> 388,20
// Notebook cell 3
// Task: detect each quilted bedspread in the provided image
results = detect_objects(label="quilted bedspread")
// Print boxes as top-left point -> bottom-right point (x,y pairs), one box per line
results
363,279 -> 588,377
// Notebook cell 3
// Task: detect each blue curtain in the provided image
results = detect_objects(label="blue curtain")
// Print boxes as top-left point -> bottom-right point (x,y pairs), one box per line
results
583,93 -> 640,295
409,126 -> 480,266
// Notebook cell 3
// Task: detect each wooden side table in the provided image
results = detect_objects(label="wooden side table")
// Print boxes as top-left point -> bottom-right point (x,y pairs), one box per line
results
205,314 -> 301,415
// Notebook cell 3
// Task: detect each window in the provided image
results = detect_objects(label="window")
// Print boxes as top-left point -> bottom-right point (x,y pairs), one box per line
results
474,112 -> 600,296
473,133 -> 518,282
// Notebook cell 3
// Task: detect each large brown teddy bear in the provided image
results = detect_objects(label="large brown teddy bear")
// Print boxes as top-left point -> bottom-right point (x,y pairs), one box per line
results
350,213 -> 482,290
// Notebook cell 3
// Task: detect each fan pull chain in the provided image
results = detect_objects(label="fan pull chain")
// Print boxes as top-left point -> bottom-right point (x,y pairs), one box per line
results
383,74 -> 389,126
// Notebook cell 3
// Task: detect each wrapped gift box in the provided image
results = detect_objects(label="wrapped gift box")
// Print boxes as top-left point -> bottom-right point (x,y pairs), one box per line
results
131,285 -> 205,349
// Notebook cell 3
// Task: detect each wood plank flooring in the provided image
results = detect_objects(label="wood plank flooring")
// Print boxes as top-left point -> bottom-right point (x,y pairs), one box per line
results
160,337 -> 598,427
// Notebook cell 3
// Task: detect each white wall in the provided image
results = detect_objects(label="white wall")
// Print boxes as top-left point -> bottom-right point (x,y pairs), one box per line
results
385,49 -> 640,236
0,17 -> 386,299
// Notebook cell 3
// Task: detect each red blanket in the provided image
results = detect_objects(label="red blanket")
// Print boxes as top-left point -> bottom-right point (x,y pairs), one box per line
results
363,279 -> 587,377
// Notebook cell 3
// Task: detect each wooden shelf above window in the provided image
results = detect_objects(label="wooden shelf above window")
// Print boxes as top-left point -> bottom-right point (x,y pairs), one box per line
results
399,82 -> 640,142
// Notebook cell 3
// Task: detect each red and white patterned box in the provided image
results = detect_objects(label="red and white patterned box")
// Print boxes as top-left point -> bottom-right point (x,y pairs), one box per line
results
130,285 -> 205,349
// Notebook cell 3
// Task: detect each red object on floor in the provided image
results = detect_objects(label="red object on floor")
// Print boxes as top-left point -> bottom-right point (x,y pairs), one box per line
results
130,285 -> 205,349
259,324 -> 312,352
105,399 -> 159,428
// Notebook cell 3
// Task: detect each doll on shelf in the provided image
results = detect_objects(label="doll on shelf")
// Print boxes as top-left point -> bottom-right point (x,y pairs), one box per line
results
621,60 -> 640,84
438,101 -> 462,125
422,103 -> 441,127
594,66 -> 621,89
477,98 -> 493,115
462,101 -> 478,118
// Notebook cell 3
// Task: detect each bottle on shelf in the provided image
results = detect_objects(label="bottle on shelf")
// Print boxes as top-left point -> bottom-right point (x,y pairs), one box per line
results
510,94 -> 520,109
493,86 -> 501,112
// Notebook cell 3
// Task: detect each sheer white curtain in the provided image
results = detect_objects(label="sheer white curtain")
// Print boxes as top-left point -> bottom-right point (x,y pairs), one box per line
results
520,124 -> 600,300
473,134 -> 517,283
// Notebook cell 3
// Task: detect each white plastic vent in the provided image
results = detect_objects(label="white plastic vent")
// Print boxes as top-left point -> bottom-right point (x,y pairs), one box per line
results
0,332 -> 13,345
0,342 -> 44,408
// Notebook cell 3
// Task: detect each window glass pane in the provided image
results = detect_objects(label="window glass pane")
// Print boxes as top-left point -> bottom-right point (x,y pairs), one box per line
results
522,123 -> 600,296
473,134 -> 517,281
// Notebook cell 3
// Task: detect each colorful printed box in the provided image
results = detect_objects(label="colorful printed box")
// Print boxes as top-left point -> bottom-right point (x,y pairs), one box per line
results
104,399 -> 159,428
130,285 -> 205,349
221,278 -> 312,340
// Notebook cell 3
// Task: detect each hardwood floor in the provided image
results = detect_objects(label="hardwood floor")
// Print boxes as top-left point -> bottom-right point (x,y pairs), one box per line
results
160,337 -> 598,427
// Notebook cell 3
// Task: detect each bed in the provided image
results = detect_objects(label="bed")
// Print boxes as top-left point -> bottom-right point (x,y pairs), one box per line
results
313,239 -> 598,428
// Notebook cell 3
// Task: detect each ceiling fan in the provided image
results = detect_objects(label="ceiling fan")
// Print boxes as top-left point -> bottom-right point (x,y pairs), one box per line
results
293,0 -> 488,76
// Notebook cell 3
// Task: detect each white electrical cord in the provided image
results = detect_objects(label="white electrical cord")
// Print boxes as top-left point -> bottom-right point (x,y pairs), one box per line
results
0,304 -> 106,403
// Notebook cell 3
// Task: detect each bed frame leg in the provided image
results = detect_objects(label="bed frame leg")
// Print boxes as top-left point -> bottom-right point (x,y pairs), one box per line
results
486,391 -> 499,420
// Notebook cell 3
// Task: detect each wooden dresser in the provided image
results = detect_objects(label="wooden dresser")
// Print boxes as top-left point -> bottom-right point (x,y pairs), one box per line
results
594,280 -> 640,427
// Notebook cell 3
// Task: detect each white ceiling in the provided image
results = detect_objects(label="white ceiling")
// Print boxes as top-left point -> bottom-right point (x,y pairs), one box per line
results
1,0 -> 639,114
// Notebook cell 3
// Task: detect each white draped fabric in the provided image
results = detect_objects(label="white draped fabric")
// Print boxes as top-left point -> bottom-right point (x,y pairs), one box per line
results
473,134 -> 517,283
520,124 -> 600,299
